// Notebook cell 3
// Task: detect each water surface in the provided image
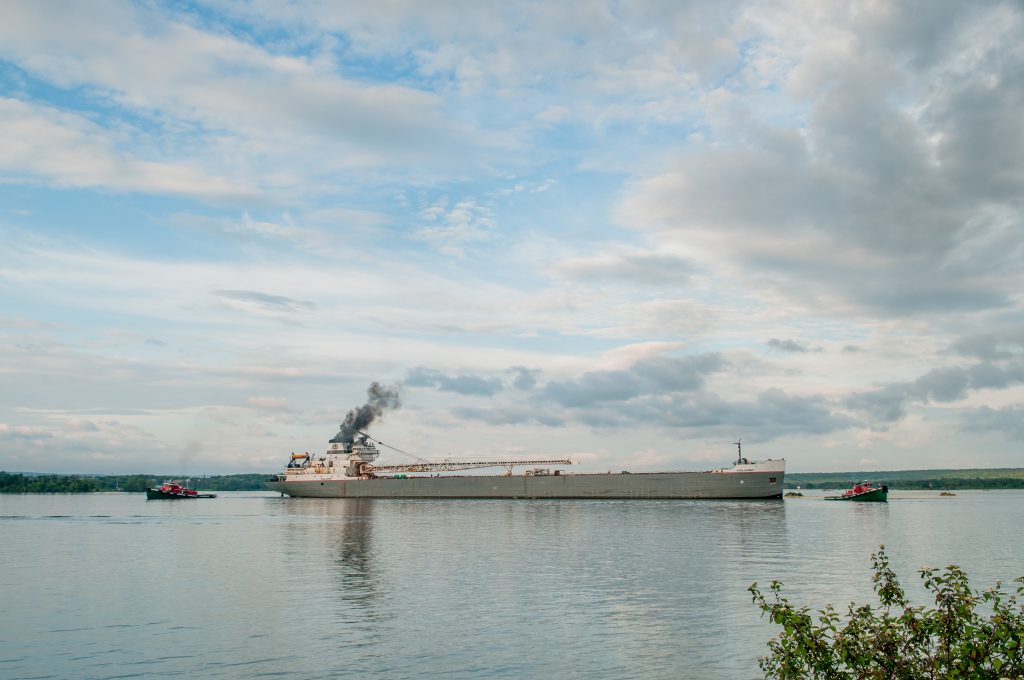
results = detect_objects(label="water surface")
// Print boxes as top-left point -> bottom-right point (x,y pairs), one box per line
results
2,490 -> 1022,679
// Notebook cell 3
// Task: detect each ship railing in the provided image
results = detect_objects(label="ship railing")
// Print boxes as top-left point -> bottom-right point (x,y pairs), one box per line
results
284,467 -> 331,477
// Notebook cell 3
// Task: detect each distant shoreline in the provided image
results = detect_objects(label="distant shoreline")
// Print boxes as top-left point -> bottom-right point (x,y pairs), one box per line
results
0,472 -> 269,493
787,468 -> 1024,490
4,468 -> 1024,493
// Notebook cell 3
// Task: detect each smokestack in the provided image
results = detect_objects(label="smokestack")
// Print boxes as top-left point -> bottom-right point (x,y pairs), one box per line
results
330,382 -> 401,444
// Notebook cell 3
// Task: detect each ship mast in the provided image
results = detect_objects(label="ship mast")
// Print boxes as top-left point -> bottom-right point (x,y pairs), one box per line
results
734,439 -> 742,465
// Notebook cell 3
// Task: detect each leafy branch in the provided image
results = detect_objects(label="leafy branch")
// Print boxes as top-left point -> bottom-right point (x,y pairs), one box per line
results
750,545 -> 1024,678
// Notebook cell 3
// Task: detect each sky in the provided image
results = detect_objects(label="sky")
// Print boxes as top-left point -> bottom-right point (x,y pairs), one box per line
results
1,0 -> 1023,475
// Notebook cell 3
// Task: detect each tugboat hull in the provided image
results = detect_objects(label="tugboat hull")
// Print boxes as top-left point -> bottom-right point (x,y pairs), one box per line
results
145,481 -> 217,499
825,486 -> 888,502
145,488 -> 216,499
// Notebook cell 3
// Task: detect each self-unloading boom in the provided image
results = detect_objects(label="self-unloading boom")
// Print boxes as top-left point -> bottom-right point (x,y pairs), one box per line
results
367,458 -> 572,474
354,432 -> 570,474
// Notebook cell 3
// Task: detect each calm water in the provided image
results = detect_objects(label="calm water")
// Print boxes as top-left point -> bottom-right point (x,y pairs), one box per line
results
2,490 -> 1023,679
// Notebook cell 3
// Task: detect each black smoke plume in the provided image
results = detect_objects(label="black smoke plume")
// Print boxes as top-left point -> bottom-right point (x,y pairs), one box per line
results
330,382 -> 401,444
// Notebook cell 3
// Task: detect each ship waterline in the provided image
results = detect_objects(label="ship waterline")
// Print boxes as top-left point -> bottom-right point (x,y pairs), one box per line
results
266,469 -> 784,499
266,435 -> 784,499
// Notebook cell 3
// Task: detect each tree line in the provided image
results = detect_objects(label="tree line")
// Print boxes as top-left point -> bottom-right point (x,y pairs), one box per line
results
0,472 -> 272,493
791,477 -> 1024,490
788,467 -> 1024,490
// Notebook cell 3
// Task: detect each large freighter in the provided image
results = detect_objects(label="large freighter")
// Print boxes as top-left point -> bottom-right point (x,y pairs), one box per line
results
266,435 -> 784,499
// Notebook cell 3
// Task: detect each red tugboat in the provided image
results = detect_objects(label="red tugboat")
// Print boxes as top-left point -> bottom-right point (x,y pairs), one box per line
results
825,481 -> 888,502
145,480 -> 217,499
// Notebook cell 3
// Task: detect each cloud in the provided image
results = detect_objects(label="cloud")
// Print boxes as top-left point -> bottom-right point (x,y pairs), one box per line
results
845,383 -> 915,423
406,367 -> 504,396
951,329 -> 1024,361
246,396 -> 290,411
846,359 -> 1024,422
413,198 -> 496,257
454,383 -> 853,441
0,418 -> 159,465
453,404 -> 565,427
0,230 -> 571,375
506,366 -> 540,390
222,1 -> 743,120
553,249 -> 696,286
0,315 -> 56,330
427,352 -> 854,441
405,365 -> 540,395
767,338 -> 817,354
645,389 -> 854,438
0,1 -> 501,210
213,289 -> 316,315
615,299 -> 721,340
0,3 -> 470,153
962,405 -> 1024,440
615,1 -> 1024,317
558,388 -> 849,437
0,423 -> 54,441
541,353 -> 724,407
404,350 -> 859,440
0,98 -> 254,200
171,212 -> 326,248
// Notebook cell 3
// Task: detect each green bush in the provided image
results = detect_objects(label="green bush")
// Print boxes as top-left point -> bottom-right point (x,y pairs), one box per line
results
750,546 -> 1024,678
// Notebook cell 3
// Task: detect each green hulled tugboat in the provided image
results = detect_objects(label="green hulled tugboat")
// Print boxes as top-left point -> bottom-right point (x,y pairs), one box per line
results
825,481 -> 888,502
145,480 -> 217,499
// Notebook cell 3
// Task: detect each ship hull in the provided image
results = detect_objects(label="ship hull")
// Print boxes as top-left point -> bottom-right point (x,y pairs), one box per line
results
266,470 -> 784,499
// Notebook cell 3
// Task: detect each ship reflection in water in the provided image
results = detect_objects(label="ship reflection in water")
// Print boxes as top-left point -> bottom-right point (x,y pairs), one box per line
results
332,499 -> 377,611
278,497 -> 389,624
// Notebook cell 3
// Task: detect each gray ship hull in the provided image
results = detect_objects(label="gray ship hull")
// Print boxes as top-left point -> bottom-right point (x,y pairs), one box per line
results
266,470 -> 783,499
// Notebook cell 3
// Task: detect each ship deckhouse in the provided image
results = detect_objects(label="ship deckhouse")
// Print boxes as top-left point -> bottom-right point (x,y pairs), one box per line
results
281,435 -> 383,481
